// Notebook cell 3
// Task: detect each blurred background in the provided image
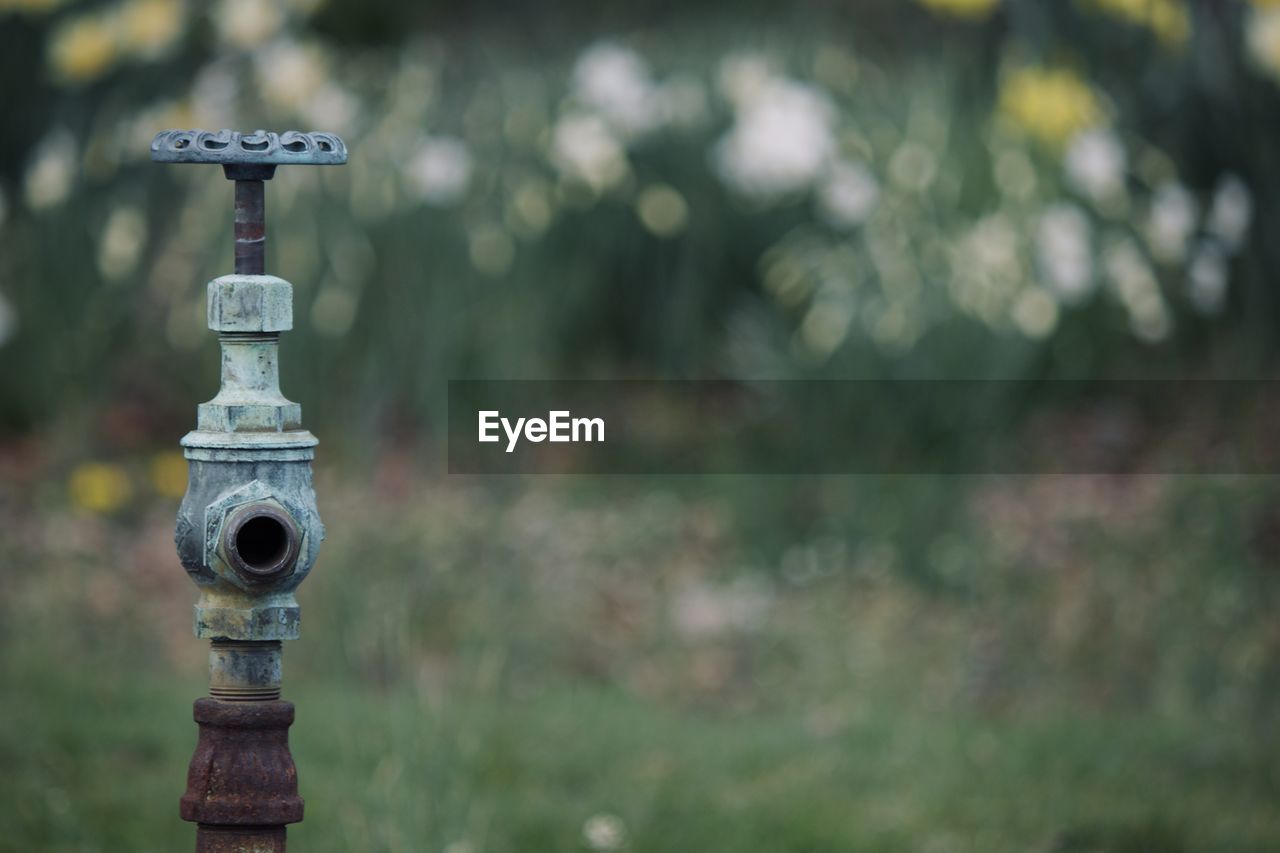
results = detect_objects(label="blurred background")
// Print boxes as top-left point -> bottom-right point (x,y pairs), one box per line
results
4,0 -> 1280,850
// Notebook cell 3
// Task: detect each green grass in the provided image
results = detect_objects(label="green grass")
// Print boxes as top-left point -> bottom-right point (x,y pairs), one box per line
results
4,474 -> 1280,851
3,664 -> 1279,852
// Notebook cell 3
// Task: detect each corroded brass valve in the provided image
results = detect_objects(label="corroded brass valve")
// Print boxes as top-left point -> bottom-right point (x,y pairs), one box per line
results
153,128 -> 347,853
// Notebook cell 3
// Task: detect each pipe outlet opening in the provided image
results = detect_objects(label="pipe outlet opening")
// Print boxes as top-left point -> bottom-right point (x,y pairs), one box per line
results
224,504 -> 300,580
238,515 -> 289,567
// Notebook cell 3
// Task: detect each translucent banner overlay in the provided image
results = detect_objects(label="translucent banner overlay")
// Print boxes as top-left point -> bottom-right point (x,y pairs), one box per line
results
447,380 -> 1280,475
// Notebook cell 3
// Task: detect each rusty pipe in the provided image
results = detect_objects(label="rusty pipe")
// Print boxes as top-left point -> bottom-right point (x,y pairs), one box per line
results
196,825 -> 287,853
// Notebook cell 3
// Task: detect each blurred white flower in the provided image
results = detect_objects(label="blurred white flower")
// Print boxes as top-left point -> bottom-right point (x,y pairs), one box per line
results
0,290 -> 15,347
1206,173 -> 1252,254
253,39 -> 325,111
1187,241 -> 1228,315
251,39 -> 356,134
97,205 -> 147,281
1104,237 -> 1171,342
888,141 -> 937,193
967,214 -> 1020,279
551,113 -> 628,192
713,78 -> 836,200
506,179 -> 555,239
993,147 -> 1037,200
1064,127 -> 1126,204
817,160 -> 879,228
947,214 -> 1024,329
1035,203 -> 1093,302
572,42 -> 659,137
1012,287 -> 1060,339
800,294 -> 854,358
215,0 -> 284,48
120,101 -> 191,169
24,129 -> 76,211
867,301 -> 923,355
1145,181 -> 1197,264
300,82 -> 358,136
406,136 -> 472,206
948,218 -> 1022,330
655,74 -> 707,128
716,52 -> 775,107
673,579 -> 771,638
582,814 -> 626,851
760,238 -> 819,307
191,64 -> 239,128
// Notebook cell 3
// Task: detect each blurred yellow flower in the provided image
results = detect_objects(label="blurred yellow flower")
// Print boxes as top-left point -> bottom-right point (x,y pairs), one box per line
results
118,0 -> 184,58
636,184 -> 689,237
48,14 -> 118,83
915,0 -> 1001,18
1087,0 -> 1189,47
148,451 -> 188,499
1248,5 -> 1280,81
999,66 -> 1104,146
0,0 -> 63,13
69,463 -> 133,514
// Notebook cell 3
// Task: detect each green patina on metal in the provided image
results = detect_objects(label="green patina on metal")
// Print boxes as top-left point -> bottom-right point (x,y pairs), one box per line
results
151,129 -> 347,167
176,271 -> 321,639
154,127 -> 347,852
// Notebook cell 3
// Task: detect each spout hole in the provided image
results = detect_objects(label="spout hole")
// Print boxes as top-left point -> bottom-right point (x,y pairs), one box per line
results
236,515 -> 289,570
224,505 -> 301,580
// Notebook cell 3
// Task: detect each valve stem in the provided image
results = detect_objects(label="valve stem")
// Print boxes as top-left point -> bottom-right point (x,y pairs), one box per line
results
234,180 -> 266,275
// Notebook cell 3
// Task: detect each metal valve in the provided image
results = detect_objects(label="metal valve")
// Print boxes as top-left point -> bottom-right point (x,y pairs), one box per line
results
153,128 -> 347,853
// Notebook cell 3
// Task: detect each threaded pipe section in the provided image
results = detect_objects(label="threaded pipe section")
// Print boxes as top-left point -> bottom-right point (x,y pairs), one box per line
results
209,640 -> 282,701
218,332 -> 280,344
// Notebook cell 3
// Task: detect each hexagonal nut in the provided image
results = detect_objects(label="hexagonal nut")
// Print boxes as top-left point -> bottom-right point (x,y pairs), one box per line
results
207,274 -> 292,333
216,501 -> 302,586
195,600 -> 301,641
204,481 -> 306,593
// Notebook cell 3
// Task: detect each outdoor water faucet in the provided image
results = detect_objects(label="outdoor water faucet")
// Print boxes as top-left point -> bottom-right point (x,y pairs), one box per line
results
152,128 -> 347,852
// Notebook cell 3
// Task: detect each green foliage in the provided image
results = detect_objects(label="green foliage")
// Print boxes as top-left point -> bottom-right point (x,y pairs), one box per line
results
1,1 -> 1279,440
